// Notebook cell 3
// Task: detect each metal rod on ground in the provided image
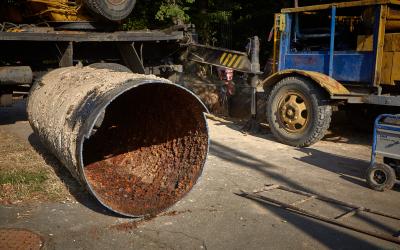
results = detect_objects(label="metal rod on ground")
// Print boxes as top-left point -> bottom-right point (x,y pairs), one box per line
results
271,185 -> 400,220
238,191 -> 400,245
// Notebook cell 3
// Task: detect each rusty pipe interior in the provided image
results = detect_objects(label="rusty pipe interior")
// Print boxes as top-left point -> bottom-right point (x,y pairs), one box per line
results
80,83 -> 209,217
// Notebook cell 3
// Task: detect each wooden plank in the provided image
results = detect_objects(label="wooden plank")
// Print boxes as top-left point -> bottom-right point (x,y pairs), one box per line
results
381,52 -> 394,85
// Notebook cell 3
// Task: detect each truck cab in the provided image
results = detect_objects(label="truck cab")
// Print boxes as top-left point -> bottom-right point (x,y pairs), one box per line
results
261,0 -> 400,147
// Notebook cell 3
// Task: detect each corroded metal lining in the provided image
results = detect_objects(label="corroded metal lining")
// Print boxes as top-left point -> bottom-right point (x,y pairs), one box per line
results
27,66 -> 209,217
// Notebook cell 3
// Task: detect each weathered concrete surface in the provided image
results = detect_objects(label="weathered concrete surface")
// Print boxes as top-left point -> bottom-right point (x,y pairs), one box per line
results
1,100 -> 399,250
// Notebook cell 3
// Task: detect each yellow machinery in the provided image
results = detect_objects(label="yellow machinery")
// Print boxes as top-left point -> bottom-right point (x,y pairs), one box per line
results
2,0 -> 136,22
27,0 -> 88,21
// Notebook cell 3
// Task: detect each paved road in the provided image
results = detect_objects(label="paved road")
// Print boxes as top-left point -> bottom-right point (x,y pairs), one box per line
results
0,101 -> 399,250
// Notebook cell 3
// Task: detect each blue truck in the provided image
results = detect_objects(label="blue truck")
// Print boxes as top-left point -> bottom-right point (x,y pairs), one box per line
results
259,0 -> 400,147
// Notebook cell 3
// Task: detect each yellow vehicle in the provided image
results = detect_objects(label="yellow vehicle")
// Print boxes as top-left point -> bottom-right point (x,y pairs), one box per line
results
1,0 -> 136,22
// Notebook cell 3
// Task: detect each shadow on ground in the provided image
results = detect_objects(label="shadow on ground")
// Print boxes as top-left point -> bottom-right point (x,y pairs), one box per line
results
0,100 -> 27,125
294,147 -> 370,187
210,140 -> 398,248
208,110 -> 374,147
242,197 -> 391,249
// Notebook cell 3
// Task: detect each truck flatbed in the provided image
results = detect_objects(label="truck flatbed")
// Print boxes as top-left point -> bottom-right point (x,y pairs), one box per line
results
0,30 -> 184,42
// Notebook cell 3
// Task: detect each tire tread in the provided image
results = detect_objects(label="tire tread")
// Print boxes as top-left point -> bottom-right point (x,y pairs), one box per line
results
267,76 -> 332,147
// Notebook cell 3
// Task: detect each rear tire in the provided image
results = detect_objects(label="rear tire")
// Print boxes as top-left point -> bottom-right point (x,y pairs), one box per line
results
84,0 -> 136,21
266,76 -> 332,147
366,163 -> 396,191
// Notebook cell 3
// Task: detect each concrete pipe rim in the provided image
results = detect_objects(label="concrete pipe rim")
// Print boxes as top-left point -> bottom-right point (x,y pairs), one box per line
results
76,80 -> 209,218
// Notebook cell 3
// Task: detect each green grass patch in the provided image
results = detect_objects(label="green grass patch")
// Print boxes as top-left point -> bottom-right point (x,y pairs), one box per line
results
0,170 -> 48,185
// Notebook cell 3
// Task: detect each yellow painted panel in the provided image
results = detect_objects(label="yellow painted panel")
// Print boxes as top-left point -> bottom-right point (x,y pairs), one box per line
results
223,54 -> 233,66
391,52 -> 400,83
220,53 -> 227,64
227,54 -> 238,67
233,57 -> 243,68
357,35 -> 374,51
382,52 -> 394,84
384,33 -> 400,52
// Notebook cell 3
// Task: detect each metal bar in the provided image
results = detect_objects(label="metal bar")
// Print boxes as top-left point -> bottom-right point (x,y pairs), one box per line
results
263,184 -> 281,191
282,0 -> 400,13
335,208 -> 363,220
0,31 -> 184,42
329,6 -> 336,77
272,14 -> 279,74
362,95 -> 400,106
275,185 -> 400,220
290,195 -> 317,206
373,5 -> 388,86
0,66 -> 32,85
59,41 -> 73,67
117,43 -> 146,74
239,191 -> 400,244
278,14 -> 291,71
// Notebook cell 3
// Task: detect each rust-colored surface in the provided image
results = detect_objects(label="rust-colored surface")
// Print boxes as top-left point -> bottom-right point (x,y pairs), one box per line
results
83,84 -> 208,216
260,69 -> 350,96
0,228 -> 43,250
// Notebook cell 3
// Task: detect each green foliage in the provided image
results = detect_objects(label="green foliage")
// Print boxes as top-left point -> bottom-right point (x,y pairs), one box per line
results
121,0 -> 294,63
156,0 -> 195,25
122,18 -> 149,30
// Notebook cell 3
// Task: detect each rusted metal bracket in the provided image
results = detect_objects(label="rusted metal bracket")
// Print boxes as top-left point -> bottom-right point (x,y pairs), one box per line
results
58,41 -> 73,67
117,42 -> 146,74
186,43 -> 262,74
237,184 -> 400,245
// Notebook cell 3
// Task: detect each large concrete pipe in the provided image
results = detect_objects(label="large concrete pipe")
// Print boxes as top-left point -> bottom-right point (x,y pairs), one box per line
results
27,65 -> 209,217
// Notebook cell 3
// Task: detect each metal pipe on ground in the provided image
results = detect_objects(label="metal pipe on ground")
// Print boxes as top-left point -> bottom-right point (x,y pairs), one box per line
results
27,65 -> 209,217
0,66 -> 33,85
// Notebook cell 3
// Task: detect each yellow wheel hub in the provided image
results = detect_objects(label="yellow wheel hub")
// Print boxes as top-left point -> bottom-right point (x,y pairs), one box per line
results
278,91 -> 310,133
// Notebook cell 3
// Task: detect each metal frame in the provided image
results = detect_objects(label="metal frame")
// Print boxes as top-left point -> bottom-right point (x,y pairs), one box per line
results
282,0 -> 400,13
278,6 -> 377,84
372,5 -> 388,86
329,6 -> 336,77
0,29 -> 185,74
273,1 -> 400,106
0,30 -> 184,42
371,114 -> 400,166
186,43 -> 261,74
238,184 -> 400,244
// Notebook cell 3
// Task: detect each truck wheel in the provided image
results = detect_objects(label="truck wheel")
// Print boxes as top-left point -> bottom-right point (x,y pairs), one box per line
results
85,0 -> 136,21
267,76 -> 332,147
366,163 -> 396,191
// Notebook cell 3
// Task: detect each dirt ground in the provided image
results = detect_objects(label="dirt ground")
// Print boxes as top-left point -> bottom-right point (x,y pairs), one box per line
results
0,100 -> 399,250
